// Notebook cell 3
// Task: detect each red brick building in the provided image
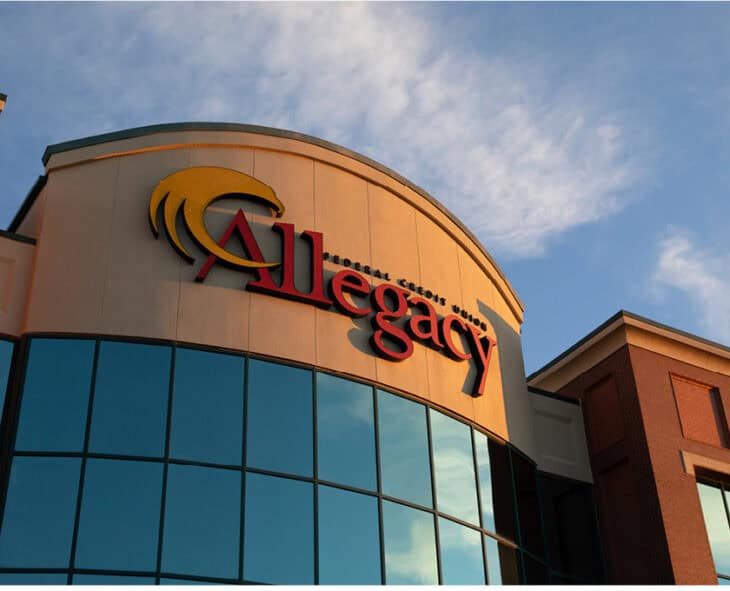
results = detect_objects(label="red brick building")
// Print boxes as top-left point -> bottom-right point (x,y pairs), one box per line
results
529,310 -> 730,584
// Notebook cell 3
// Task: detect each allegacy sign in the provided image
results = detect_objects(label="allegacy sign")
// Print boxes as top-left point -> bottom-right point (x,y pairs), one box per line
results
149,167 -> 495,397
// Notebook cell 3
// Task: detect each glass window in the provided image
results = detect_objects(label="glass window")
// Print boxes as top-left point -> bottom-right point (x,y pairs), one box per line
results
474,431 -> 497,533
378,391 -> 432,508
382,500 -> 438,585
430,410 -> 479,524
439,517 -> 485,584
246,360 -> 312,477
485,535 -> 519,585
160,578 -> 225,585
89,341 -> 171,457
698,481 -> 730,575
318,485 -> 381,584
523,554 -> 549,584
0,457 -> 81,567
243,472 -> 314,584
0,573 -> 68,585
73,574 -> 156,585
161,464 -> 240,579
15,339 -> 94,452
75,459 -> 163,571
170,348 -> 244,465
487,439 -> 517,541
316,373 -> 376,491
0,339 -> 14,417
511,451 -> 545,557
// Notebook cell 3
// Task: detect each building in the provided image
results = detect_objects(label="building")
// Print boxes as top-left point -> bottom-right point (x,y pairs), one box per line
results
529,310 -> 730,585
0,122 -> 723,585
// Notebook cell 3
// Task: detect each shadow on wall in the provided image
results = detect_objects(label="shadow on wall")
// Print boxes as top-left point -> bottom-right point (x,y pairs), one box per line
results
478,300 -> 533,451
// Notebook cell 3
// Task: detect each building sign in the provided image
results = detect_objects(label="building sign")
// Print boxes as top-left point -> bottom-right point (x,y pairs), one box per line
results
149,167 -> 495,397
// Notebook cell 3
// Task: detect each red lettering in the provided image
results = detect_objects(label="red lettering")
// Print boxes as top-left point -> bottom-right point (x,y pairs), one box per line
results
407,297 -> 443,350
440,314 -> 472,361
196,210 -> 270,281
466,325 -> 495,397
330,269 -> 372,317
247,223 -> 332,308
370,284 -> 413,362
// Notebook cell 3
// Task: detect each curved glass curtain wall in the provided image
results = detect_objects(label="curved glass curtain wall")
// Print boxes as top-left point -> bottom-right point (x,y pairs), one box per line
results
0,336 -> 583,585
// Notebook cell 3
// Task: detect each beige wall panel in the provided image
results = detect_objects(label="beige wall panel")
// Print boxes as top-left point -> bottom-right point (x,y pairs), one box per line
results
315,304 -> 377,382
425,343 -> 478,420
473,346 -> 509,440
253,151 -> 314,228
0,239 -> 34,336
100,150 -> 190,340
25,159 -> 120,334
45,132 -> 205,171
16,191 -> 47,239
414,213 -> 463,310
375,345 -> 430,404
176,281 -> 249,352
367,184 -> 420,283
313,162 -> 371,263
248,291 -> 316,365
530,392 -> 593,482
189,146 -> 254,173
457,247 -> 497,319
244,150 -> 318,365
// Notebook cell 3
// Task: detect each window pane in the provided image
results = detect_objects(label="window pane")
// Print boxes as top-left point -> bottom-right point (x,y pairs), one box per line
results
316,373 -> 376,490
75,459 -> 163,571
160,578 -> 225,585
246,360 -> 312,477
475,431 -> 496,533
318,485 -> 381,584
487,439 -> 517,541
511,451 -> 544,557
89,341 -> 171,456
485,535 -> 520,585
73,574 -> 156,585
378,391 -> 432,508
0,573 -> 68,585
170,348 -> 244,465
0,457 -> 81,567
382,500 -> 438,585
698,481 -> 730,574
439,517 -> 485,584
162,464 -> 240,579
243,472 -> 314,584
0,340 -> 14,417
16,339 -> 94,452
523,554 -> 549,584
430,410 -> 479,524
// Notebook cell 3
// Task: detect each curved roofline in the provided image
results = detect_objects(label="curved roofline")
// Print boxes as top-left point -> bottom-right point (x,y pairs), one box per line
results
40,121 -> 523,312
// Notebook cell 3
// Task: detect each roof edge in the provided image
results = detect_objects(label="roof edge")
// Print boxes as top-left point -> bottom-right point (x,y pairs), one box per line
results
7,175 -> 47,233
39,122 -> 523,314
527,309 -> 730,384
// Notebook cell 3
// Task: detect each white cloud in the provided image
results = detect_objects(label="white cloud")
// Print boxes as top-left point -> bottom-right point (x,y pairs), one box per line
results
4,3 -> 643,257
653,229 -> 730,343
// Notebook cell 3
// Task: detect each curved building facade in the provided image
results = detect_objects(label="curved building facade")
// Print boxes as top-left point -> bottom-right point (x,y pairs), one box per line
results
0,124 -> 601,585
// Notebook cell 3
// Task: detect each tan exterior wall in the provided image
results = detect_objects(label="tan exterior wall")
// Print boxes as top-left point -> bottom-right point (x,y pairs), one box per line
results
8,127 -> 588,474
529,392 -> 592,482
0,237 -> 35,337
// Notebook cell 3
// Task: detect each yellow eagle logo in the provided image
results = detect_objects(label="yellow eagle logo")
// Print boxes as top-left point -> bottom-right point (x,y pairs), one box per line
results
149,166 -> 285,269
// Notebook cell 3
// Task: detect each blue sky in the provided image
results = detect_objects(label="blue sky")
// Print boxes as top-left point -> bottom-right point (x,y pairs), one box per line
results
1,2 -> 729,373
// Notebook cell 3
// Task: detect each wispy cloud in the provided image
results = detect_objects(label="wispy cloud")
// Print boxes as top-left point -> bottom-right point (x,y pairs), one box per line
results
652,229 -> 730,343
2,3 -> 643,257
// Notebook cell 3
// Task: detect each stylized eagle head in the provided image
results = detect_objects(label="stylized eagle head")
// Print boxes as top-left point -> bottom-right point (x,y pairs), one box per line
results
149,166 -> 285,269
